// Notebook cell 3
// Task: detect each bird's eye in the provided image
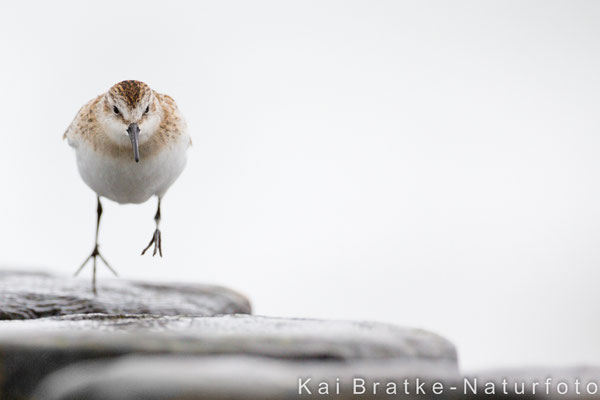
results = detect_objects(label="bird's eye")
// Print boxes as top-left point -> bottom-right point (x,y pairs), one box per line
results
144,106 -> 150,114
113,106 -> 120,114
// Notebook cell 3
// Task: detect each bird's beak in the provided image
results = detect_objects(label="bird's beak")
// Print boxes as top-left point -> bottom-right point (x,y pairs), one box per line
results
127,123 -> 140,162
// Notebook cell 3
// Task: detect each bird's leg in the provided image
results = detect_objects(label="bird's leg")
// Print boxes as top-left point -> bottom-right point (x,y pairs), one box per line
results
74,196 -> 118,294
141,198 -> 162,257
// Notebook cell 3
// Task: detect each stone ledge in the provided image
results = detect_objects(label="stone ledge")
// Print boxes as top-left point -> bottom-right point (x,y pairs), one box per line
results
0,314 -> 457,399
0,270 -> 251,318
34,355 -> 460,400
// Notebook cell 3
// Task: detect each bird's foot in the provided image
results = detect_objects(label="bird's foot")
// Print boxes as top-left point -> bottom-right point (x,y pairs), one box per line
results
141,229 -> 162,257
74,245 -> 118,295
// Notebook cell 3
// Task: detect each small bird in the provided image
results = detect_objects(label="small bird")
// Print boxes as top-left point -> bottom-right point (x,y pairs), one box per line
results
64,80 -> 190,293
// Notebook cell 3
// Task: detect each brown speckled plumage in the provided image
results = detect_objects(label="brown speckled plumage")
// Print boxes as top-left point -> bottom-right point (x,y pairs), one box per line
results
64,81 -> 189,160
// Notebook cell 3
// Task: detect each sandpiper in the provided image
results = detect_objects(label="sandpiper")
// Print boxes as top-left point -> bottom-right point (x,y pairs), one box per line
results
64,80 -> 191,293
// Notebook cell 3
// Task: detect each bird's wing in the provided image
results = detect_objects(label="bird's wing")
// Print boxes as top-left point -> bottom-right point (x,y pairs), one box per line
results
156,92 -> 191,147
63,96 -> 102,147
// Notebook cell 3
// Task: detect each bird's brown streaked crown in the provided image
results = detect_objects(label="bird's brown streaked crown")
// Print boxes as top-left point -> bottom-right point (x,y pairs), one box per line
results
108,80 -> 151,108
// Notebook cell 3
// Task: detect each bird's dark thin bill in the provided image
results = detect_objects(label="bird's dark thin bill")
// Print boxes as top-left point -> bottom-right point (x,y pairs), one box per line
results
127,123 -> 140,162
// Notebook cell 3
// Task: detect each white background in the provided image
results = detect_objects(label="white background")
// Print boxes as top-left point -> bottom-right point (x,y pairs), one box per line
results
1,0 -> 599,371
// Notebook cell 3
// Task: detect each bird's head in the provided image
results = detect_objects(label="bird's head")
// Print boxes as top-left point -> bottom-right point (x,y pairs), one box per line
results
100,80 -> 161,162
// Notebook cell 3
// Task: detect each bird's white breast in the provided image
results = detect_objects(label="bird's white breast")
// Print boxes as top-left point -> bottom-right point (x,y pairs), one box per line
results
74,136 -> 189,204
